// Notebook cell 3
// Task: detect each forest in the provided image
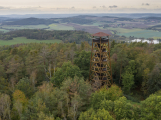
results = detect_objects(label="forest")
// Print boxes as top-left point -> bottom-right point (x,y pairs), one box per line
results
2,18 -> 59,25
2,17 -> 93,25
0,40 -> 161,120
0,30 -> 91,44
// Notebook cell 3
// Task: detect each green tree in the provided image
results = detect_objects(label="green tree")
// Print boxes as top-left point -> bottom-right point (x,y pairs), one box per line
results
6,55 -> 24,81
122,73 -> 134,94
51,61 -> 82,87
16,77 -> 34,98
114,97 -> 134,120
141,68 -> 150,96
100,98 -> 140,120
22,83 -> 52,120
25,50 -> 44,85
0,77 -> 9,93
99,100 -> 114,117
122,60 -> 135,94
61,76 -> 92,119
79,108 -> 114,120
74,50 -> 91,80
0,93 -> 11,120
110,40 -> 117,52
91,85 -> 123,109
0,61 -> 8,93
141,94 -> 161,120
80,42 -> 85,50
111,44 -> 129,85
147,63 -> 161,95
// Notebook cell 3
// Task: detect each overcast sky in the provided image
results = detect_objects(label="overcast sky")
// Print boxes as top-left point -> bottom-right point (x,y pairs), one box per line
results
0,0 -> 161,14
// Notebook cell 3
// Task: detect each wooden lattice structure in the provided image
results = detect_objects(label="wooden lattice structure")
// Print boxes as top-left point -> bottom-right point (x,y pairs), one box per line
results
89,32 -> 113,89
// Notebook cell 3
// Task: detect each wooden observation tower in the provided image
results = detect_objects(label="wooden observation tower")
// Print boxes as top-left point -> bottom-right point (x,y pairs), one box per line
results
89,32 -> 113,89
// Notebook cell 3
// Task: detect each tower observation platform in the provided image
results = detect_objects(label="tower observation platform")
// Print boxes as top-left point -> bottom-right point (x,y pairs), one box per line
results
89,32 -> 113,89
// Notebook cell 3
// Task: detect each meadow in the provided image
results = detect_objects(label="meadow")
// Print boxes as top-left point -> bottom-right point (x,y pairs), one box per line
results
0,37 -> 62,46
99,27 -> 161,39
0,24 -> 74,32
81,22 -> 103,26
49,24 -> 74,30
0,28 -> 9,33
106,27 -> 142,34
118,30 -> 161,38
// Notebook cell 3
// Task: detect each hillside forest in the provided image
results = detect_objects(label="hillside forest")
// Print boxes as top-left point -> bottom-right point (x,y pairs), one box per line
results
1,15 -> 161,41
0,39 -> 161,120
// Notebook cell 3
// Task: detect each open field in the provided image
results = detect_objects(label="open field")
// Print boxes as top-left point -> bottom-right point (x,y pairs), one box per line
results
153,37 -> 161,39
101,27 -> 143,33
0,29 -> 9,33
0,24 -> 74,32
99,27 -> 161,38
81,22 -> 103,26
49,24 -> 74,30
65,23 -> 112,34
118,30 -> 161,38
0,37 -> 62,46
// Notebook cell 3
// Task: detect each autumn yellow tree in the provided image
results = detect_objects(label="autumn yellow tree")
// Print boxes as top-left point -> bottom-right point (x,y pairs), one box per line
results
12,90 -> 28,119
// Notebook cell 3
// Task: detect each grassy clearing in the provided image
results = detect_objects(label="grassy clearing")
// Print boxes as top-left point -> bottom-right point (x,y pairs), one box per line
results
0,37 -> 62,46
49,24 -> 74,30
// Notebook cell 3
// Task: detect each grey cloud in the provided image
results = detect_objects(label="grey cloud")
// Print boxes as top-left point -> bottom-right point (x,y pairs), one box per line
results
109,5 -> 117,8
71,6 -> 75,9
142,3 -> 150,6
100,6 -> 106,8
93,6 -> 96,9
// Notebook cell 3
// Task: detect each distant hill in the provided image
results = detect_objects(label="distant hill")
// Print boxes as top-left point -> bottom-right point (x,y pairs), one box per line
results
1,13 -> 161,19
2,17 -> 59,25
0,17 -> 9,22
60,17 -> 93,24
73,15 -> 97,18
102,16 -> 118,18
143,17 -> 161,20
115,17 -> 134,21
0,14 -> 81,18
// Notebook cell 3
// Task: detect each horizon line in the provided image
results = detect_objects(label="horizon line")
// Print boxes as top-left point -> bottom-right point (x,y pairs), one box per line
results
1,12 -> 161,16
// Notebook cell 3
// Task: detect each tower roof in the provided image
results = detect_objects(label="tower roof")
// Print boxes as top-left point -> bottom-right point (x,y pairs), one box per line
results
92,32 -> 110,37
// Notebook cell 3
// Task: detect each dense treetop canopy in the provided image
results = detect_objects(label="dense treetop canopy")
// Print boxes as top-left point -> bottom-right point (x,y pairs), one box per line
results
0,36 -> 161,119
